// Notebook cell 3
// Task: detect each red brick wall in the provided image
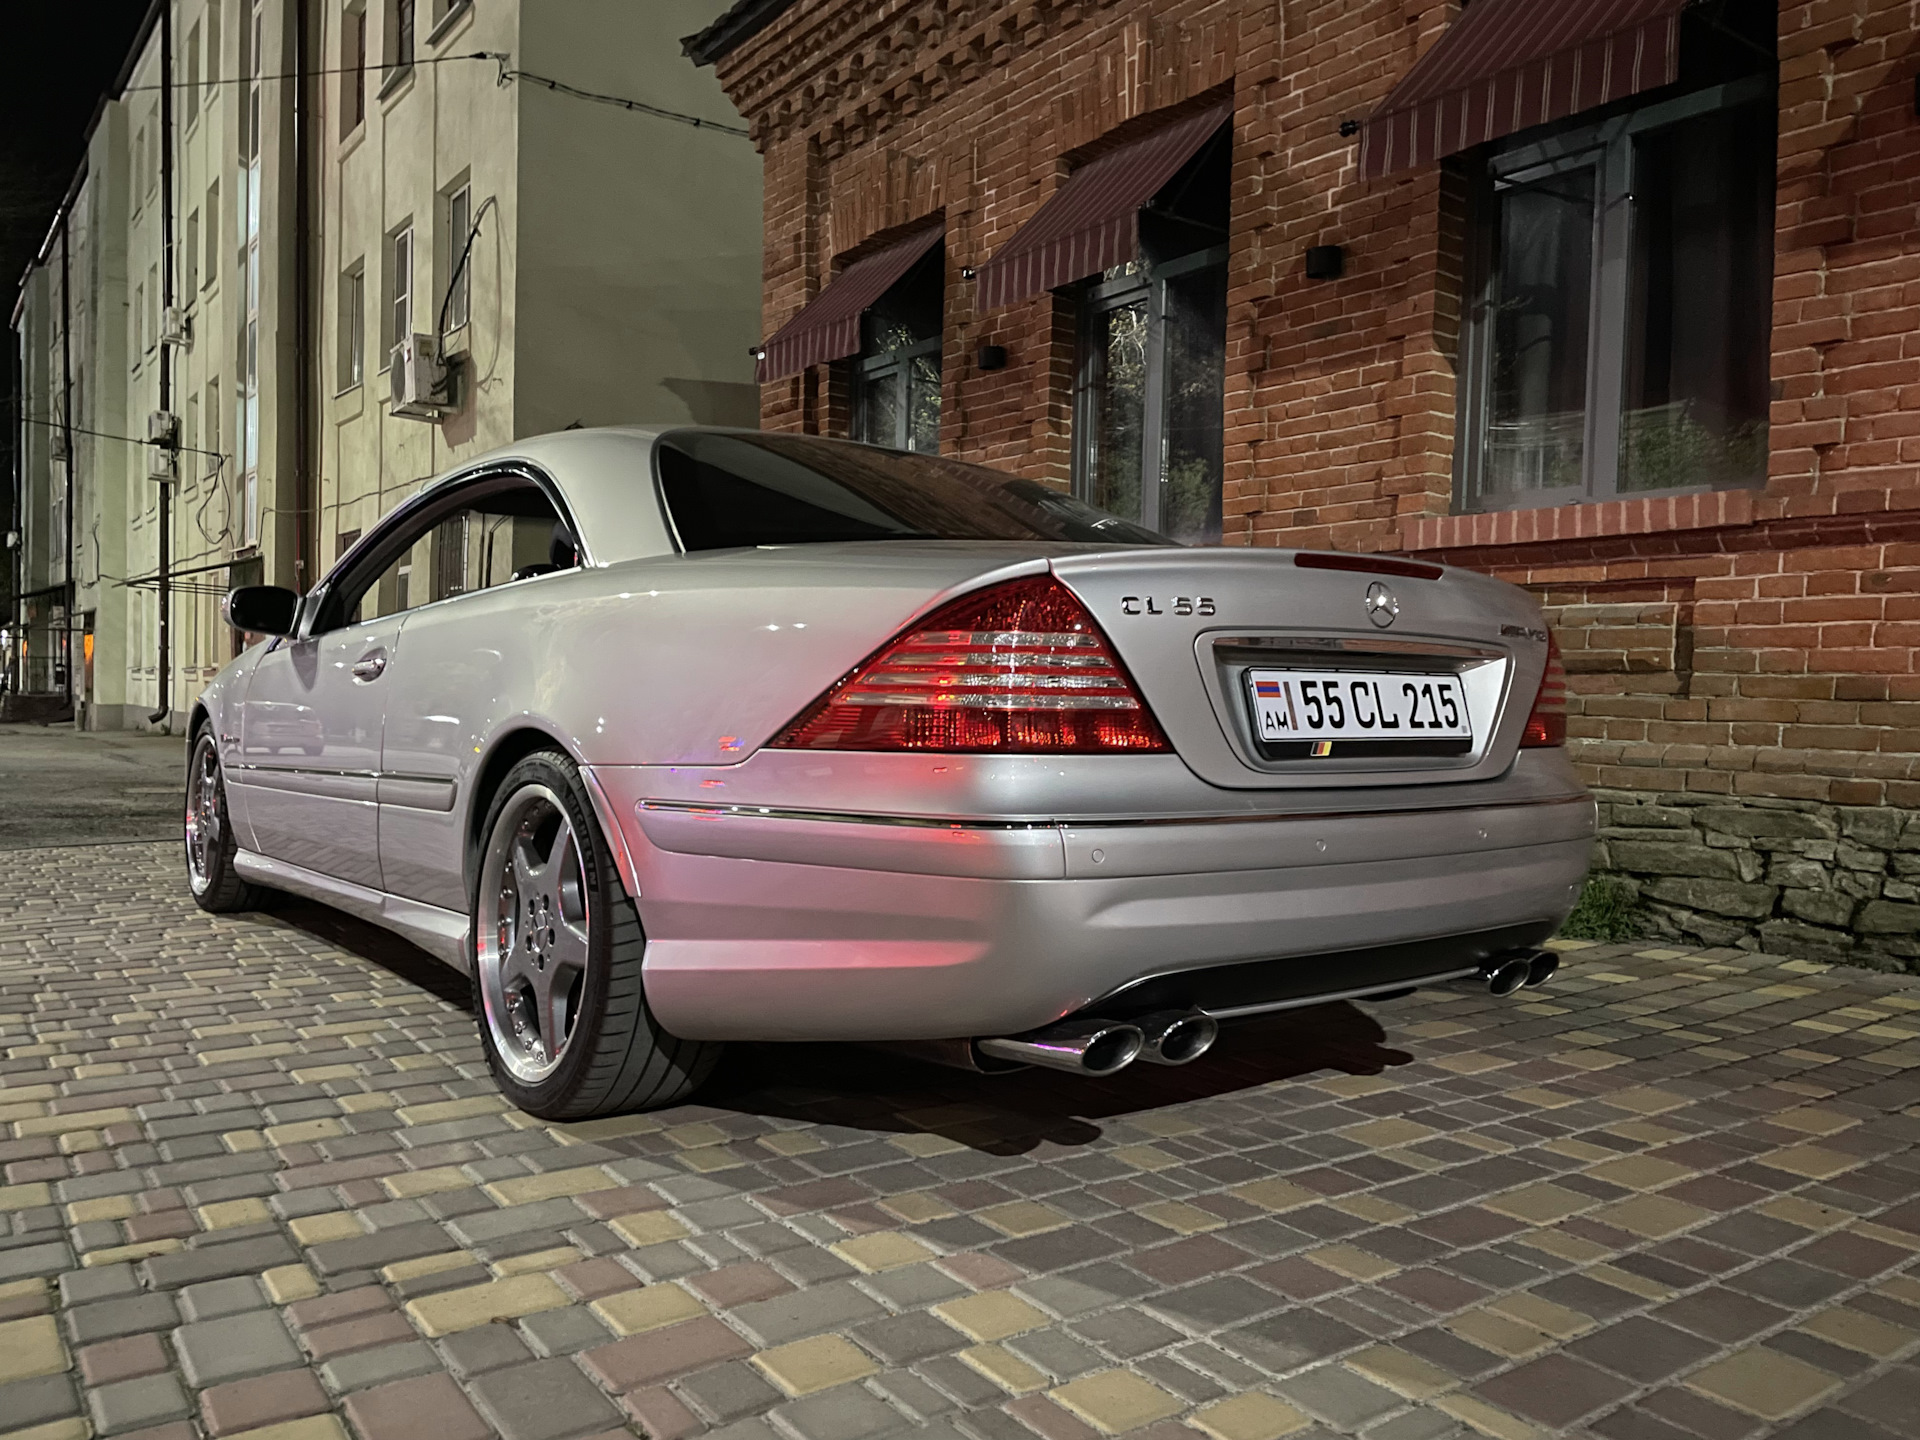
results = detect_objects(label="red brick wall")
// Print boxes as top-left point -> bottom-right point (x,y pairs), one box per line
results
710,0 -> 1920,815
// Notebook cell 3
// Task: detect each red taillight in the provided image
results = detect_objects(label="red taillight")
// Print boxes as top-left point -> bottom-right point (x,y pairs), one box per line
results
1520,632 -> 1567,748
772,575 -> 1170,753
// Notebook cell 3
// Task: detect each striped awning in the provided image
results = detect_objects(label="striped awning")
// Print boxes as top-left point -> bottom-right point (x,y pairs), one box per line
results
976,101 -> 1231,312
756,221 -> 943,384
1359,0 -> 1691,182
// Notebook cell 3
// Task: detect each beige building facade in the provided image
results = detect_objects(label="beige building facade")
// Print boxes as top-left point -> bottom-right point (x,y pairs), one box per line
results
9,0 -> 761,729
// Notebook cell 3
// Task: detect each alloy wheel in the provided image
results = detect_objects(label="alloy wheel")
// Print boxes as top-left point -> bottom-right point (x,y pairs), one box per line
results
185,740 -> 221,896
476,784 -> 592,1084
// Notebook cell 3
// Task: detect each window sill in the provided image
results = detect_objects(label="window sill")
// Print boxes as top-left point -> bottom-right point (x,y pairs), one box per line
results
377,63 -> 414,104
339,122 -> 367,161
427,0 -> 473,47
1399,489 -> 1757,553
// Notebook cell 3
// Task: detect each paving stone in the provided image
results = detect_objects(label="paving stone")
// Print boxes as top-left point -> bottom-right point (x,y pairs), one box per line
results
76,1333 -> 171,1386
731,1281 -> 886,1346
197,1369 -> 332,1435
580,1317 -> 753,1389
465,1357 -> 622,1440
319,1339 -> 445,1393
66,1293 -> 180,1343
772,1381 -> 907,1440
173,1311 -> 304,1387
89,1373 -> 193,1436
436,1324 -> 536,1377
178,1276 -> 268,1321
0,1371 -> 81,1428
337,1372 -> 494,1440
680,1360 -> 785,1422
518,1303 -> 612,1356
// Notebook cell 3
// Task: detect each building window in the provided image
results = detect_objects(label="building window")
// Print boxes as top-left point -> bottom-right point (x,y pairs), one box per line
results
386,223 -> 413,359
343,3 -> 366,134
133,280 -> 146,356
204,180 -> 220,289
206,0 -> 221,100
383,0 -> 414,90
133,124 -> 147,209
1072,126 -> 1228,545
185,21 -> 201,124
852,244 -> 941,453
1456,9 -> 1777,512
443,181 -> 471,334
185,209 -> 200,298
205,378 -> 221,479
339,261 -> 365,391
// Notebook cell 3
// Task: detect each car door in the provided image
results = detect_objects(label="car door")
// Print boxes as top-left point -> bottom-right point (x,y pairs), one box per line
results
375,472 -> 584,913
234,614 -> 400,890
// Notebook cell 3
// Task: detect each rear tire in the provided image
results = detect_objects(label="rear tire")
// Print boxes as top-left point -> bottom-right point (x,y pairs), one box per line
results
186,730 -> 262,914
472,749 -> 720,1118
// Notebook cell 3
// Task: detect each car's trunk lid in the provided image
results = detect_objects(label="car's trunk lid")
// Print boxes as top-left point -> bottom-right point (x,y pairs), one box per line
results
1050,548 -> 1553,790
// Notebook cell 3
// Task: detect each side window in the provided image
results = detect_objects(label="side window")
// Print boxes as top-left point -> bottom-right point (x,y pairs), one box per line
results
320,476 -> 578,630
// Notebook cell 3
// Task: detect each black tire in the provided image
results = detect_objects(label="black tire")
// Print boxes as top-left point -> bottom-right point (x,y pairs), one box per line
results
471,749 -> 720,1118
185,729 -> 263,914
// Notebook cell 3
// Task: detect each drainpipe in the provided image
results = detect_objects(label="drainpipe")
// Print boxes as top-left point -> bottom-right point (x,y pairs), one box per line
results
59,211 -> 74,713
148,5 -> 174,727
292,0 -> 314,594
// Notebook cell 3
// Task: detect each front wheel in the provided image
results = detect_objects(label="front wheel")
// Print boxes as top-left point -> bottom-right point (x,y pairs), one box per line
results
472,751 -> 720,1118
186,730 -> 262,914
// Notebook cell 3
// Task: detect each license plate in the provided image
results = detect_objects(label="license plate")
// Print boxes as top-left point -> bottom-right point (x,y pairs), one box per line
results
1246,669 -> 1472,747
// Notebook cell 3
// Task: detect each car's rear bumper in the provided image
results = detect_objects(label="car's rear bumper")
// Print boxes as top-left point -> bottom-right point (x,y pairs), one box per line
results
587,763 -> 1595,1042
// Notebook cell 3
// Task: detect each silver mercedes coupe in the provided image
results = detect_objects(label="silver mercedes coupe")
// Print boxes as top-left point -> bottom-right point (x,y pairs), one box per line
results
187,427 -> 1594,1118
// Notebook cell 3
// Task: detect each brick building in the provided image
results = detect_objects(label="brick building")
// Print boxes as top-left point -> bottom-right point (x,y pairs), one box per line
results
689,0 -> 1920,969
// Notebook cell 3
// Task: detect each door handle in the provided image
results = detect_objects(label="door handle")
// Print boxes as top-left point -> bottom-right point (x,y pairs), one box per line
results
350,653 -> 387,682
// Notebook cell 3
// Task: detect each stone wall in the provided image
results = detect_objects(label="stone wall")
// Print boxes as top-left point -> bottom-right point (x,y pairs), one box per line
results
1595,788 -> 1920,973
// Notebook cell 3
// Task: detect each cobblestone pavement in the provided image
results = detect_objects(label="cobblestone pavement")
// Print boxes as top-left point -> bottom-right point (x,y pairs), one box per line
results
4,843 -> 1920,1440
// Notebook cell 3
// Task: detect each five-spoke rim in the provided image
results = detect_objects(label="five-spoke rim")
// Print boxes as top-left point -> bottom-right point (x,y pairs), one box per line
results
476,784 -> 592,1085
185,738 -> 221,895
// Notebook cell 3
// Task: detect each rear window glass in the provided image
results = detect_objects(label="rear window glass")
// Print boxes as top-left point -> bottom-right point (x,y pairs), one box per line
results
655,431 -> 1175,550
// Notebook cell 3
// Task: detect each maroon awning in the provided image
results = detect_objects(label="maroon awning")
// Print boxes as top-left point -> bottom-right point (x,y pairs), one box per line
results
976,101 -> 1231,313
756,221 -> 943,384
1359,0 -> 1689,182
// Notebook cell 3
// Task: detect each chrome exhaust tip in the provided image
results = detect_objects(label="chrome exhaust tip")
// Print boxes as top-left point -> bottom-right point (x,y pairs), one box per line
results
1134,1009 -> 1220,1066
1524,951 -> 1560,988
976,1019 -> 1145,1076
1484,956 -> 1532,996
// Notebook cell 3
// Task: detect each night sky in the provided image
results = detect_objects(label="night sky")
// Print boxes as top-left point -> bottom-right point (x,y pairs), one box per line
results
1,2 -> 152,306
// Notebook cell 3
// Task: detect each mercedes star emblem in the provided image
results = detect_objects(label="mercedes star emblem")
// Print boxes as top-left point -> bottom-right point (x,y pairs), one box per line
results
1364,581 -> 1399,629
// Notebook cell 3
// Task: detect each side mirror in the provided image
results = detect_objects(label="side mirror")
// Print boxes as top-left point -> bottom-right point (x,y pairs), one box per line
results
223,585 -> 300,638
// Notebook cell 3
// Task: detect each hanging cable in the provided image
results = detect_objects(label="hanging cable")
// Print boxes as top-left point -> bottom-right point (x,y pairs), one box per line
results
486,55 -> 750,137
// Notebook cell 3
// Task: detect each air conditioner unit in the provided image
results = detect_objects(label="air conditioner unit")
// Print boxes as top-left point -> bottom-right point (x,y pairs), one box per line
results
160,305 -> 190,348
389,333 -> 448,419
147,410 -> 179,446
48,430 -> 67,461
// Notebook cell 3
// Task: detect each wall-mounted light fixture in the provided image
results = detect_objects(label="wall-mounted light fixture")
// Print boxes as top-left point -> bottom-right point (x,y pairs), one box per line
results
1305,245 -> 1345,280
960,267 -> 978,280
976,344 -> 1007,371
1338,119 -> 1361,138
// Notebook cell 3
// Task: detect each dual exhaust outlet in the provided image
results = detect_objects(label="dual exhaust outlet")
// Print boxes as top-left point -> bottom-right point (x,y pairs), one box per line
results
948,949 -> 1559,1077
1481,948 -> 1559,996
975,1008 -> 1218,1076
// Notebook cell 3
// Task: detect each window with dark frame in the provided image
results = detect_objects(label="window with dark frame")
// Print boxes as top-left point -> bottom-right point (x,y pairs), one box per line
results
339,261 -> 365,391
343,4 -> 367,134
1455,1 -> 1778,513
1071,122 -> 1229,546
851,244 -> 942,454
444,182 -> 472,334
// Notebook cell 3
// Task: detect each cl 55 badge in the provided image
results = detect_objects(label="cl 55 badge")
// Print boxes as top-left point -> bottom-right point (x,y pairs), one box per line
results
1121,596 -> 1216,616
